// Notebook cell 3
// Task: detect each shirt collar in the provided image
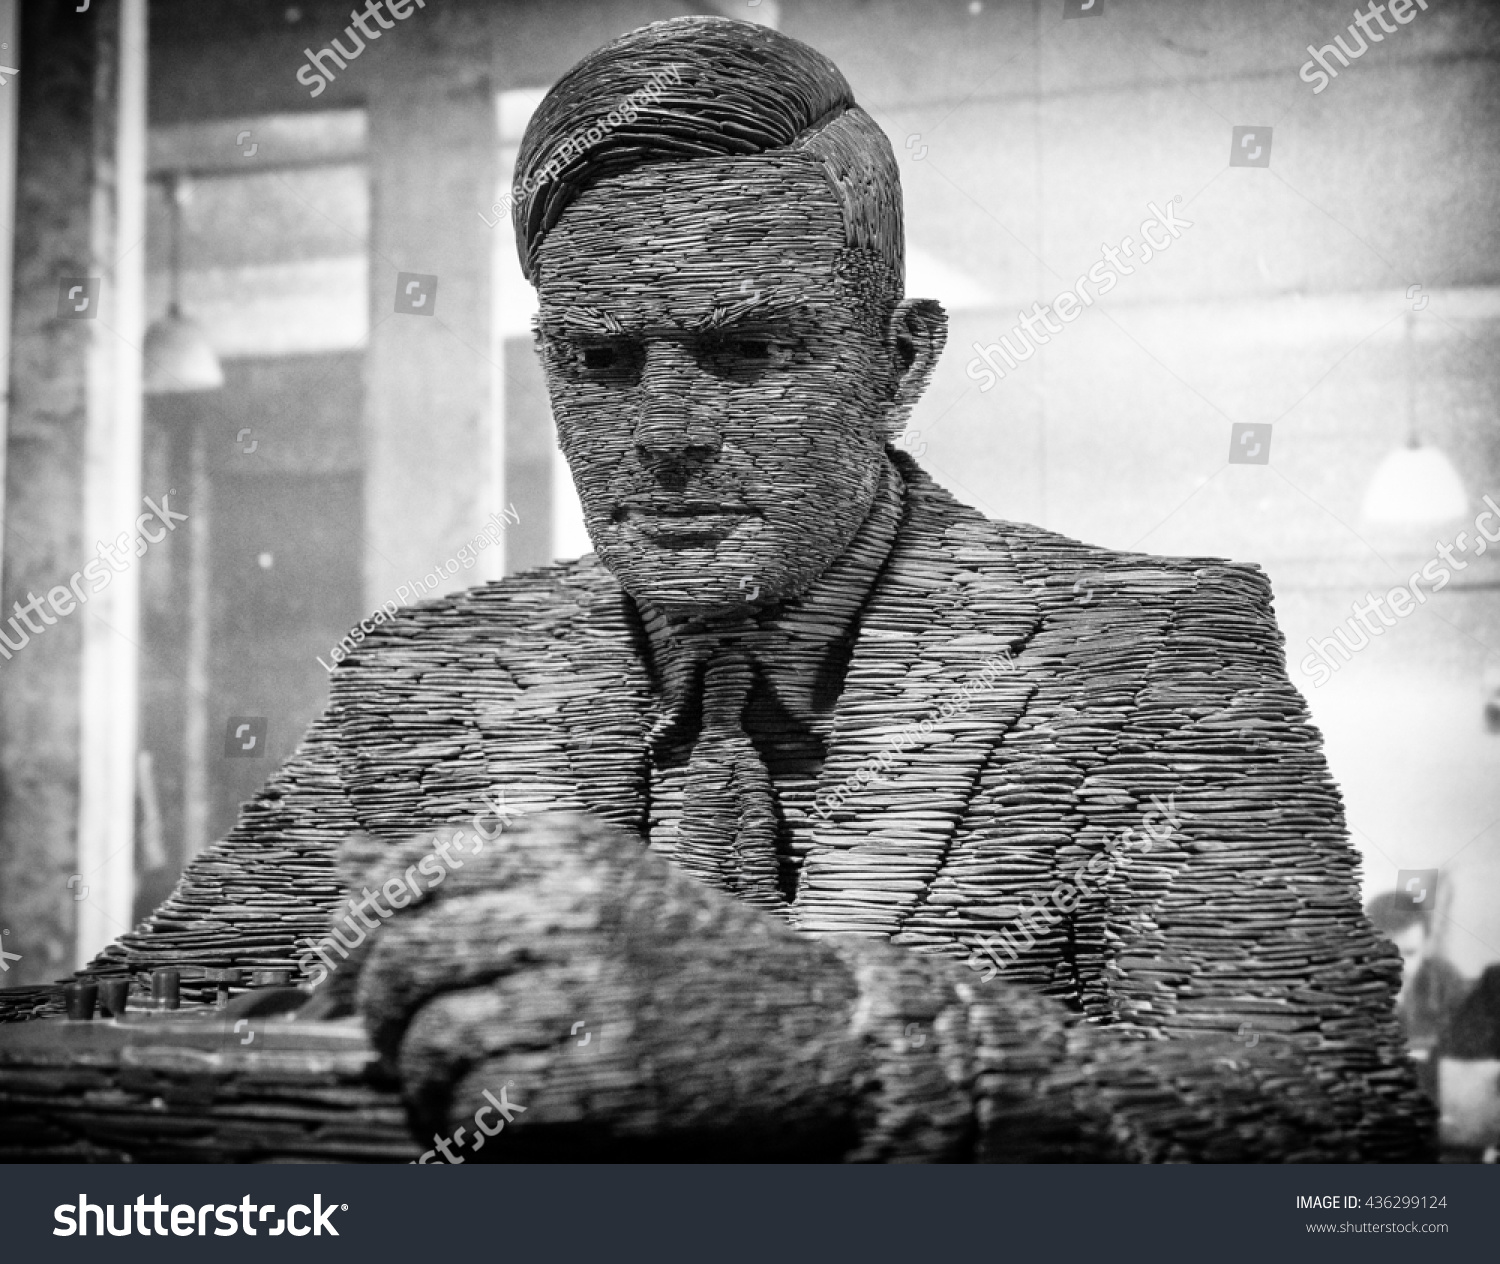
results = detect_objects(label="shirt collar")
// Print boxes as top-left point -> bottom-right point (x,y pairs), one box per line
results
637,456 -> 907,738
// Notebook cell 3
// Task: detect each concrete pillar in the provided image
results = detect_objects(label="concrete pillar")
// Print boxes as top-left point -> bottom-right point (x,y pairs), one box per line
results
0,3 -> 143,984
365,79 -> 500,607
0,0 -> 18,558
74,0 -> 146,968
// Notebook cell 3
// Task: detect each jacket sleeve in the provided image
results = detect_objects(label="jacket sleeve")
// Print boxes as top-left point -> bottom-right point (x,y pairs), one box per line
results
1073,562 -> 1431,1159
91,706 -> 358,989
346,811 -> 1420,1162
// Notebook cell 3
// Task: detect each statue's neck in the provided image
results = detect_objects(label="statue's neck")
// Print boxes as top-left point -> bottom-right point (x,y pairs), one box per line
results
636,457 -> 906,722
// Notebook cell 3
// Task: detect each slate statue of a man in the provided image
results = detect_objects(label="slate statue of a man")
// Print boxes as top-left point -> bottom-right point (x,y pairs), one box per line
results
95,16 -> 1429,1160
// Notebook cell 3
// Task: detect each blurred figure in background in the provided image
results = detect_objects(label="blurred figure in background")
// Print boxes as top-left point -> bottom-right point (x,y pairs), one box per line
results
1367,888 -> 1472,1093
1435,966 -> 1500,1162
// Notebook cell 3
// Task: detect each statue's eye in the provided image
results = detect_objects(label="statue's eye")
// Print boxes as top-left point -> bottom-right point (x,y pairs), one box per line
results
566,338 -> 643,384
728,337 -> 773,361
698,332 -> 791,380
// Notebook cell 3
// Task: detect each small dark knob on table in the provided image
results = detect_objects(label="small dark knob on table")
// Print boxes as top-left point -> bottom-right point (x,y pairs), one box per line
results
98,978 -> 130,1017
151,968 -> 180,1010
204,968 -> 243,1008
64,980 -> 97,1021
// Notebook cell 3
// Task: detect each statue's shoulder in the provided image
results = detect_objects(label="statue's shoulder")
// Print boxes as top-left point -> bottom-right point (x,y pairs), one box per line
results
333,554 -> 621,665
919,493 -> 1274,615
901,457 -> 1272,610
997,519 -> 1271,602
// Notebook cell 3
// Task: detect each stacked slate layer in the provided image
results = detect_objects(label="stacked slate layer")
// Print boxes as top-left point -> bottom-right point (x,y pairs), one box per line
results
50,458 -> 1430,1158
0,1015 -> 413,1162
0,987 -> 62,1024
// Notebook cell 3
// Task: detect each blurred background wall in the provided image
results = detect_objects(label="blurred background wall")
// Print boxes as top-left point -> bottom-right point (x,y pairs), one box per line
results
1,0 -> 1496,986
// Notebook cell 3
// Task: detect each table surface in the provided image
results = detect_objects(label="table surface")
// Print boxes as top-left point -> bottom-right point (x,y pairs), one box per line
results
0,1007 -> 419,1162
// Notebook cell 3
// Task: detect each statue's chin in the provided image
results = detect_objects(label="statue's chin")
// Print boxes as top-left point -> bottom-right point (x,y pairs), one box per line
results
597,544 -> 822,623
612,570 -> 798,622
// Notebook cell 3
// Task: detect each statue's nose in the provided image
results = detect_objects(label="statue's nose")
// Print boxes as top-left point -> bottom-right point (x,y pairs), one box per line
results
634,342 -> 721,475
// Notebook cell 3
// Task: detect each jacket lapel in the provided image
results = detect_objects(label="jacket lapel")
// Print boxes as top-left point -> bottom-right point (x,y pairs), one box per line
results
485,557 -> 656,837
337,560 -> 655,843
792,466 -> 1043,935
549,567 -> 657,835
455,465 -> 1045,934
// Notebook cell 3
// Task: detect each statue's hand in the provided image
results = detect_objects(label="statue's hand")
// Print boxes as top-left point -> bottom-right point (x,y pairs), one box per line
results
326,813 -> 1346,1162
337,812 -> 898,1160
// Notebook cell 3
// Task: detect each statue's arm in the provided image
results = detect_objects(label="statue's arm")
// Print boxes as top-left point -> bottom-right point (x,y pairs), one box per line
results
1081,563 -> 1432,1159
341,813 -> 1398,1162
103,706 -> 360,979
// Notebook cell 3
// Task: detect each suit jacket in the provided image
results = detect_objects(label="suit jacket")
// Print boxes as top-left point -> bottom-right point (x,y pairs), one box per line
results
101,455 -> 1426,1155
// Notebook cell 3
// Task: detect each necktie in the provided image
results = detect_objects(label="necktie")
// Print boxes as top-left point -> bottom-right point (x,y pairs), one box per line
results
671,647 -> 787,914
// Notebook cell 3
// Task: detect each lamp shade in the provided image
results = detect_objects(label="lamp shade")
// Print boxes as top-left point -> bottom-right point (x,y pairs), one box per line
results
143,304 -> 223,394
1360,443 -> 1468,527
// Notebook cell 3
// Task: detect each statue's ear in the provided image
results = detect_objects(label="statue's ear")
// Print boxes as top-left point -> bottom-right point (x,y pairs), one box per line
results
882,297 -> 947,437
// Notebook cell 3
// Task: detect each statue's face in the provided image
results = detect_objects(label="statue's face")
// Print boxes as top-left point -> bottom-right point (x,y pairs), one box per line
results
533,155 -> 896,616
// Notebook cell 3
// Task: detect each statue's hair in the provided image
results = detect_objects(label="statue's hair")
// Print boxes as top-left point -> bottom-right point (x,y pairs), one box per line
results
513,15 -> 903,307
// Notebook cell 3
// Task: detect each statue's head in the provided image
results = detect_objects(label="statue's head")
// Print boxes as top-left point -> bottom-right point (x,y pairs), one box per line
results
515,16 -> 946,617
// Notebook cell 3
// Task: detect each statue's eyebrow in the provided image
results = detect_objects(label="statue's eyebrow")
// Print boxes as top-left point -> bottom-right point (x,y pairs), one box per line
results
537,298 -> 814,338
686,297 -> 812,333
689,305 -> 767,334
538,306 -> 626,336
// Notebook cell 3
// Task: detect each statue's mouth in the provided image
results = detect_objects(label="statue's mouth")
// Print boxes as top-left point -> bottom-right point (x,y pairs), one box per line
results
614,498 -> 761,545
618,494 -> 756,516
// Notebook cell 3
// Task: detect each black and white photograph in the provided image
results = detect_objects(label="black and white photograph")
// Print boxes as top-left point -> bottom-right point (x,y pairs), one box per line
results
0,0 -> 1497,1253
